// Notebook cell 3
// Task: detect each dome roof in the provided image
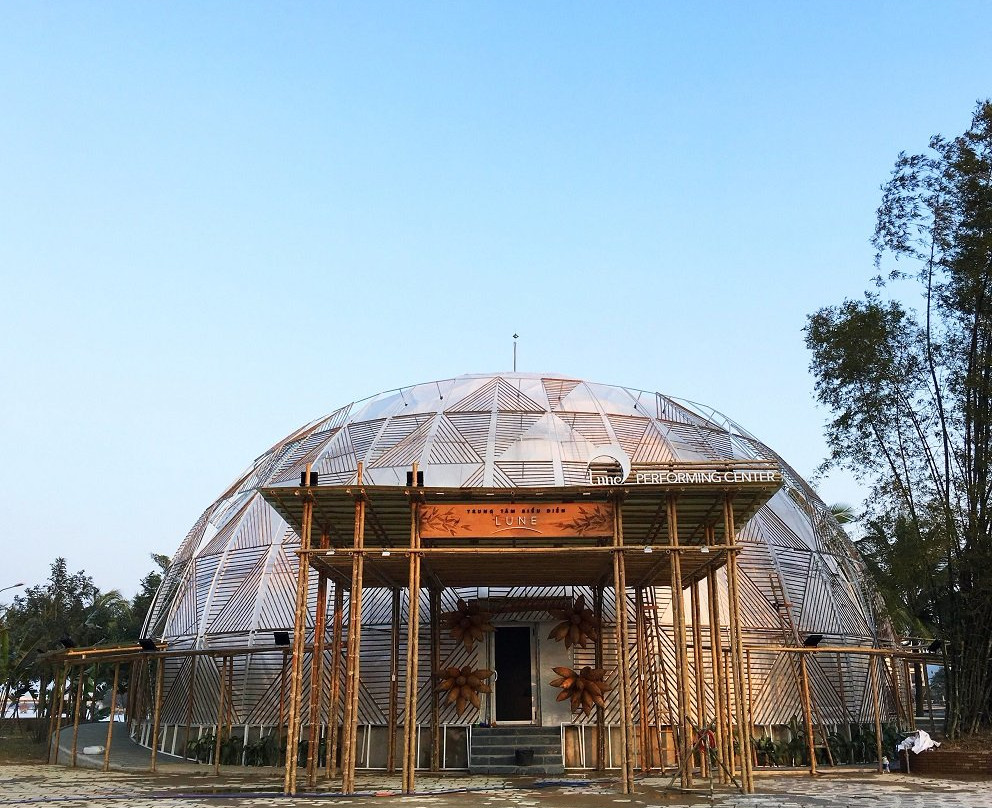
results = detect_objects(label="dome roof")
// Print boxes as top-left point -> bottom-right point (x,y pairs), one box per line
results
145,373 -> 881,658
249,372 -> 773,491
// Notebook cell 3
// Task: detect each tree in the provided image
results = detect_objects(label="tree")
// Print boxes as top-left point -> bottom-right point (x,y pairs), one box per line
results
805,100 -> 992,737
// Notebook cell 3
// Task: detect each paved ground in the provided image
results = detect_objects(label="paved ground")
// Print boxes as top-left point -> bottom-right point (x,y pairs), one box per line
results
1,724 -> 982,808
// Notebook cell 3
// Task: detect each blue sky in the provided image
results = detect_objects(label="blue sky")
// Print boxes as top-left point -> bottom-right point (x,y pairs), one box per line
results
2,2 -> 990,597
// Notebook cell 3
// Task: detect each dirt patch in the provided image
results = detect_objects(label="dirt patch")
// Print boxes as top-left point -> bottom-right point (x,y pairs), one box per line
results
0,729 -> 48,764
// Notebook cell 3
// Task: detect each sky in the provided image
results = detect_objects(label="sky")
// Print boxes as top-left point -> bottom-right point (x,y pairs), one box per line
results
2,1 -> 990,599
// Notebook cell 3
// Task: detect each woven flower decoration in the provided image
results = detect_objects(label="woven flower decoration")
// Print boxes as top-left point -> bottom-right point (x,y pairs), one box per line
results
550,665 -> 614,716
547,594 -> 601,648
436,666 -> 493,715
442,598 -> 494,651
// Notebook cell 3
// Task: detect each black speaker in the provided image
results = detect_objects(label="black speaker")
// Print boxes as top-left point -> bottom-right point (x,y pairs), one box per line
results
274,631 -> 291,646
803,634 -> 824,648
405,470 -> 424,487
58,635 -> 76,649
138,638 -> 159,652
300,471 -> 319,487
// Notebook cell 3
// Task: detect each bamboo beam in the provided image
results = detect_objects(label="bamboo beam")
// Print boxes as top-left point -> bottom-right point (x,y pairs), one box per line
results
283,465 -> 315,795
723,495 -> 753,793
341,469 -> 367,794
429,587 -> 441,772
667,494 -> 693,789
326,584 -> 344,778
102,663 -> 120,772
387,587 -> 401,773
150,658 -> 164,773
611,495 -> 635,794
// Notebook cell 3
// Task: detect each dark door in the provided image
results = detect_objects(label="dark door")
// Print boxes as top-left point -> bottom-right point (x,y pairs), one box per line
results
494,626 -> 533,722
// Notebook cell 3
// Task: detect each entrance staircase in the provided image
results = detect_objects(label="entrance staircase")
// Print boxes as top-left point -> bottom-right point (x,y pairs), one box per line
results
469,726 -> 565,775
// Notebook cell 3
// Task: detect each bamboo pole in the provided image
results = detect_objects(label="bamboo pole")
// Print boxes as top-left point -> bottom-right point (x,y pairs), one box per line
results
643,589 -> 665,771
869,656 -> 884,773
150,658 -> 164,773
277,651 -> 288,766
49,663 -> 67,764
326,584 -> 344,777
402,470 -> 423,794
634,587 -> 651,772
70,664 -> 84,767
705,523 -> 728,784
723,495 -> 753,793
594,584 -> 606,771
429,587 -> 441,772
102,663 -> 120,772
307,564 -> 330,788
902,659 -> 916,731
745,648 -> 755,772
667,494 -> 693,789
283,465 -> 315,795
922,662 -> 936,735
887,656 -> 904,732
341,470 -> 367,794
387,588 -> 401,773
690,580 -> 707,777
214,656 -> 227,775
182,657 -> 197,760
611,496 -> 635,794
798,654 -> 817,775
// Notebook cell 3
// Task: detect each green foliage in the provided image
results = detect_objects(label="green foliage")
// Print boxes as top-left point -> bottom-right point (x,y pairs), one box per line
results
805,100 -> 992,737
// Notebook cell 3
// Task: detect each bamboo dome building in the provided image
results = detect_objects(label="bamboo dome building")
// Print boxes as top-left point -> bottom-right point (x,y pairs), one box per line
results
123,372 -> 916,792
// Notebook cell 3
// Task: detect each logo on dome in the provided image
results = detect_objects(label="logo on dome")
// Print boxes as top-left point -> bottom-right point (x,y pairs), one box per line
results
586,446 -> 632,486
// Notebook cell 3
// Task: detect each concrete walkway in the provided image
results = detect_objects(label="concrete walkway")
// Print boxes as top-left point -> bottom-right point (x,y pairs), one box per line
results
28,726 -> 992,807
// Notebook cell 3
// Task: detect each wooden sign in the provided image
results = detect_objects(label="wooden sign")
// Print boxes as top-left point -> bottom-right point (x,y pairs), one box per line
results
418,502 -> 614,539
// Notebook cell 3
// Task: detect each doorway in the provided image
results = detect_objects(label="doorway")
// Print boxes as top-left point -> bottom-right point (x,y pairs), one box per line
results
494,626 -> 534,723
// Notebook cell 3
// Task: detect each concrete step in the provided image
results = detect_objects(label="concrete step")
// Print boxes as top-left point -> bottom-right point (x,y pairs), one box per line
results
469,726 -> 564,775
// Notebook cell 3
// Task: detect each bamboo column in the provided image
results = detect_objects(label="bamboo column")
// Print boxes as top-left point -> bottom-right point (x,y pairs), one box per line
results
887,656 -> 904,731
745,649 -> 756,771
705,524 -> 728,784
277,651 -> 288,765
634,587 -> 651,772
283,465 -> 315,795
307,531 -> 331,788
429,587 -> 441,772
798,653 -> 817,775
922,662 -> 936,734
667,494 -> 693,789
341,466 -> 367,794
902,659 -> 916,730
869,655 -> 884,772
150,658 -> 164,773
722,495 -> 753,793
387,588 -> 401,773
49,663 -> 68,764
214,656 -> 227,774
402,465 -> 423,794
326,584 -> 344,777
102,662 -> 120,772
594,585 -> 606,771
182,657 -> 197,760
611,495 -> 636,794
690,580 -> 707,778
70,663 -> 88,767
